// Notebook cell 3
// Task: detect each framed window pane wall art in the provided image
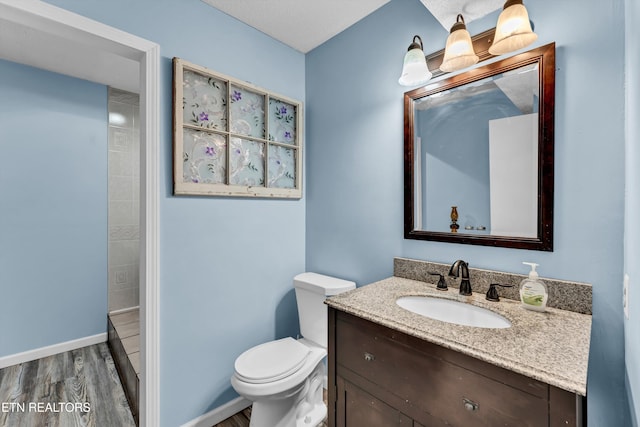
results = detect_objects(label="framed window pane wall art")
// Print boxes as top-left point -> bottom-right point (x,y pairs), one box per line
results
173,58 -> 303,198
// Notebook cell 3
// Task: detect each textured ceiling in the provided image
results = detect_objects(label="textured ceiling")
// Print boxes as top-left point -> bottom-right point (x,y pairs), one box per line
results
201,0 -> 390,53
202,0 -> 504,53
420,0 -> 504,30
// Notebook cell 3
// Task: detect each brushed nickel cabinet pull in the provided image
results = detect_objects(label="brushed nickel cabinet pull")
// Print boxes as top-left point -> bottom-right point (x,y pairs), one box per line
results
462,398 -> 479,411
363,352 -> 375,362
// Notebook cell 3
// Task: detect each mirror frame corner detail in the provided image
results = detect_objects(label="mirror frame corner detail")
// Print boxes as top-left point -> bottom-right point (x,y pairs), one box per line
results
403,42 -> 556,251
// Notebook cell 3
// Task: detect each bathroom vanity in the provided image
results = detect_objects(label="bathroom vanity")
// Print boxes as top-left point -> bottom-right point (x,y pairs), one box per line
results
325,260 -> 591,427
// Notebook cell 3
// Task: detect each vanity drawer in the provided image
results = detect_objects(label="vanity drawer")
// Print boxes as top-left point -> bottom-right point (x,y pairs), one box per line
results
335,311 -> 548,427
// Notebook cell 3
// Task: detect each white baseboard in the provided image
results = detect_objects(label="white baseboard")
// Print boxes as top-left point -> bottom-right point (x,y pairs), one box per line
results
180,396 -> 252,427
0,333 -> 107,369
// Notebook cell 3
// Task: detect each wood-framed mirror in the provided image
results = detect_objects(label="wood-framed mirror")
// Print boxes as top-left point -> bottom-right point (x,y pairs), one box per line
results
404,42 -> 555,251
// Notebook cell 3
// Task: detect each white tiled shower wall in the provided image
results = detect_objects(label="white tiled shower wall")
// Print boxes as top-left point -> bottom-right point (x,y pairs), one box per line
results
108,88 -> 140,312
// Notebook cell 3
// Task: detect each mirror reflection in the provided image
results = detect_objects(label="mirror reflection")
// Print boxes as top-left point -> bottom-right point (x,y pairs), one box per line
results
404,43 -> 555,251
414,63 -> 539,237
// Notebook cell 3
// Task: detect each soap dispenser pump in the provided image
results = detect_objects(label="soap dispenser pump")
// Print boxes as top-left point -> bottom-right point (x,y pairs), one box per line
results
519,262 -> 548,312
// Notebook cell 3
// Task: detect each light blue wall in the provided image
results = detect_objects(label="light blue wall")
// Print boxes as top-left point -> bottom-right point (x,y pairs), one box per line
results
0,59 -> 108,356
9,0 -> 636,424
42,1 -> 306,425
419,89 -> 520,232
306,0 -> 630,425
625,0 -> 640,423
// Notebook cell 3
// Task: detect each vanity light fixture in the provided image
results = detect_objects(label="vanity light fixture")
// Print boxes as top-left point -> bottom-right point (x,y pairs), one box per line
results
398,0 -> 538,84
440,14 -> 479,73
489,0 -> 538,55
398,35 -> 432,87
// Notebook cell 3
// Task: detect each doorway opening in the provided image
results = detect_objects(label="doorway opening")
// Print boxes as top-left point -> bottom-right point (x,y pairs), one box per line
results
0,1 -> 161,424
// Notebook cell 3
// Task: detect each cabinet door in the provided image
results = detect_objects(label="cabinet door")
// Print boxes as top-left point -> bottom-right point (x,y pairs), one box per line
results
336,376 -> 413,427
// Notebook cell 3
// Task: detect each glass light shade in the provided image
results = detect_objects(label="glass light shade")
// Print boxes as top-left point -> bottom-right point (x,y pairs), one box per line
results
440,22 -> 479,73
399,45 -> 432,86
489,0 -> 538,55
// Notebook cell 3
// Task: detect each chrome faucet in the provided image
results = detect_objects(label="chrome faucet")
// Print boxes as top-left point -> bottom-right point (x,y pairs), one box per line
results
448,260 -> 472,296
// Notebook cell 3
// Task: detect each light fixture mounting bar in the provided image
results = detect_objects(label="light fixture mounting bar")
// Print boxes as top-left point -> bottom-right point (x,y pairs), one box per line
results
426,27 -> 497,78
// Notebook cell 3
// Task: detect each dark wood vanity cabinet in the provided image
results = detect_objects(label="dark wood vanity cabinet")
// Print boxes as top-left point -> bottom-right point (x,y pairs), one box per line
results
328,308 -> 586,427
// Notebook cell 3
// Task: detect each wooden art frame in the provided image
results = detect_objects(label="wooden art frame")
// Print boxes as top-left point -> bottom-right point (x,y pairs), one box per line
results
173,58 -> 303,198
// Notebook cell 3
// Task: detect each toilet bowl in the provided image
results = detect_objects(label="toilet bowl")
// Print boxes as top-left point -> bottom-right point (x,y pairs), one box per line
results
231,273 -> 355,427
231,338 -> 327,427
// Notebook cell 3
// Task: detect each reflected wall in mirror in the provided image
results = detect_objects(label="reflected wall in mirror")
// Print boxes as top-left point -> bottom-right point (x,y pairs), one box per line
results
404,43 -> 555,251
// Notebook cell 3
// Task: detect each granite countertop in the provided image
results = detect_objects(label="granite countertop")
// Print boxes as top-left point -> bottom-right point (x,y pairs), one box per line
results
326,276 -> 592,396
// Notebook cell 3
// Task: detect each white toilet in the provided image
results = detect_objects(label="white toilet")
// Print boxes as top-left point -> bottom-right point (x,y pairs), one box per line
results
231,272 -> 355,427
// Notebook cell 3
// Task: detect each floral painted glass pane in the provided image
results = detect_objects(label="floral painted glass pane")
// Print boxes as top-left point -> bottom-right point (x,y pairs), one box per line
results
268,145 -> 296,188
229,85 -> 265,139
182,129 -> 226,184
268,98 -> 296,145
183,70 -> 227,130
230,138 -> 265,186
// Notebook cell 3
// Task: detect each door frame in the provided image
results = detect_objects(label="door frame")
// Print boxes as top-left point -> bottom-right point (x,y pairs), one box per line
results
0,1 -> 161,425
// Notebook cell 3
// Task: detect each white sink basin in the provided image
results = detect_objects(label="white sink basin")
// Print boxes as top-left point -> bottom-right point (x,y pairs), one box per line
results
396,296 -> 511,329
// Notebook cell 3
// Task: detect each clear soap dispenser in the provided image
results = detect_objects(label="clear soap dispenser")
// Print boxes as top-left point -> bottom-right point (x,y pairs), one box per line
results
519,262 -> 548,312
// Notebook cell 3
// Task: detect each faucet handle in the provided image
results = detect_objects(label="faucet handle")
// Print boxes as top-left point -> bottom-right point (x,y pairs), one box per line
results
427,271 -> 448,291
486,283 -> 513,302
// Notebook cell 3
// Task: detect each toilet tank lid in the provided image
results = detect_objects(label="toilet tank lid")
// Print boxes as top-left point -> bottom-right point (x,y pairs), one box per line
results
294,272 -> 356,296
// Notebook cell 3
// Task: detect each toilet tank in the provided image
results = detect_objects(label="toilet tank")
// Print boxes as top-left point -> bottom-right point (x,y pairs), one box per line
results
294,272 -> 355,348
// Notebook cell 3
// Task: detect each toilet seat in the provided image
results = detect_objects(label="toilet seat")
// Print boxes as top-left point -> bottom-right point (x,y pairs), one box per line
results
234,337 -> 310,384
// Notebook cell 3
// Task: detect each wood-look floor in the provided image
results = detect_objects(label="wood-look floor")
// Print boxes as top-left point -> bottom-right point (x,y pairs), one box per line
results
213,393 -> 328,427
0,343 -> 135,427
213,406 -> 252,427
